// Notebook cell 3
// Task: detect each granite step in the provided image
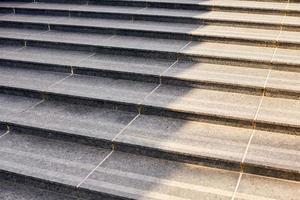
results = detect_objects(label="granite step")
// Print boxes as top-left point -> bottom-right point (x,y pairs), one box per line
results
1,45 -> 300,98
0,179 -> 79,200
1,3 -> 300,30
0,127 -> 299,200
1,27 -> 300,71
2,18 -> 300,49
2,0 -> 300,22
0,61 -> 299,135
1,13 -> 300,48
0,91 -> 298,180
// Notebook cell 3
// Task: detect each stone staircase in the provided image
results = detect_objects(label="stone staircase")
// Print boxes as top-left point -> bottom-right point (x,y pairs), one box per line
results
0,0 -> 299,199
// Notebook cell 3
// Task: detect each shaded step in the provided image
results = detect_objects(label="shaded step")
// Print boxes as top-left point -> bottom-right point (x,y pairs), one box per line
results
0,92 -> 42,122
0,91 -> 299,180
1,129 -> 298,199
0,60 -> 300,134
2,1 -> 300,25
9,99 -> 138,147
0,179 -> 79,200
2,45 -> 300,98
1,14 -> 300,49
0,129 -> 240,200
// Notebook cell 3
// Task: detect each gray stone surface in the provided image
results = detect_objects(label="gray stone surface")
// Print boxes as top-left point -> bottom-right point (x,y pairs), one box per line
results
77,53 -> 174,76
181,42 -> 275,62
1,47 -> 93,66
235,174 -> 300,200
48,74 -> 157,105
0,130 -> 110,186
245,130 -> 300,173
272,48 -> 300,66
144,85 -> 261,121
11,100 -> 137,141
0,180 -> 78,200
0,93 -> 41,122
0,14 -> 67,24
0,28 -> 46,40
105,35 -> 188,52
0,65 -> 69,91
164,60 -> 269,89
256,96 -> 300,129
266,70 -> 300,95
116,114 -> 252,163
34,30 -> 113,46
80,151 -> 239,200
0,45 -> 22,56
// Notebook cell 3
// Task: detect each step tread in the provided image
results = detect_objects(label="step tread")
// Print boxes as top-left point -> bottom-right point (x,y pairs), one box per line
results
47,74 -> 158,105
11,99 -> 137,141
118,114 -> 300,173
0,46 -> 94,66
0,129 -> 242,199
0,180 -> 78,200
117,114 -> 252,163
235,173 -> 300,200
164,60 -> 270,89
182,41 -> 300,65
244,130 -> 300,173
256,96 -> 300,128
0,65 -> 69,91
0,93 -> 41,122
143,84 -> 262,121
0,130 -> 111,187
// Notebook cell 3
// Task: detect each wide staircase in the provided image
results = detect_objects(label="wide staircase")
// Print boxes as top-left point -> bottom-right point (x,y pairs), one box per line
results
0,0 -> 299,199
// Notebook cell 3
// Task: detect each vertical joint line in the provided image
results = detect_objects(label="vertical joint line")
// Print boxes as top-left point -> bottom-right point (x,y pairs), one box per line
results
231,172 -> 243,200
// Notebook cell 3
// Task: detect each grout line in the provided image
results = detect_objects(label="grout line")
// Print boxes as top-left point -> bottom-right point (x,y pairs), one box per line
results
112,113 -> 141,142
140,83 -> 161,104
11,99 -> 45,119
0,129 -> 10,140
160,59 -> 179,78
77,150 -> 114,188
231,172 -> 243,200
178,41 -> 192,52
74,52 -> 96,66
47,74 -> 73,90
4,45 -> 27,57
136,6 -> 148,14
241,129 -> 255,164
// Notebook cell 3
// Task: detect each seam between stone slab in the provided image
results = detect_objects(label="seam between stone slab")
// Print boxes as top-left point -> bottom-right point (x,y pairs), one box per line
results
76,149 -> 114,188
0,128 -> 10,140
231,171 -> 243,200
112,113 -> 141,142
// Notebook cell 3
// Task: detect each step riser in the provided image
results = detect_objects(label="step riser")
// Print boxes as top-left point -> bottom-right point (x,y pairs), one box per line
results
1,85 -> 299,136
2,7 -> 300,31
